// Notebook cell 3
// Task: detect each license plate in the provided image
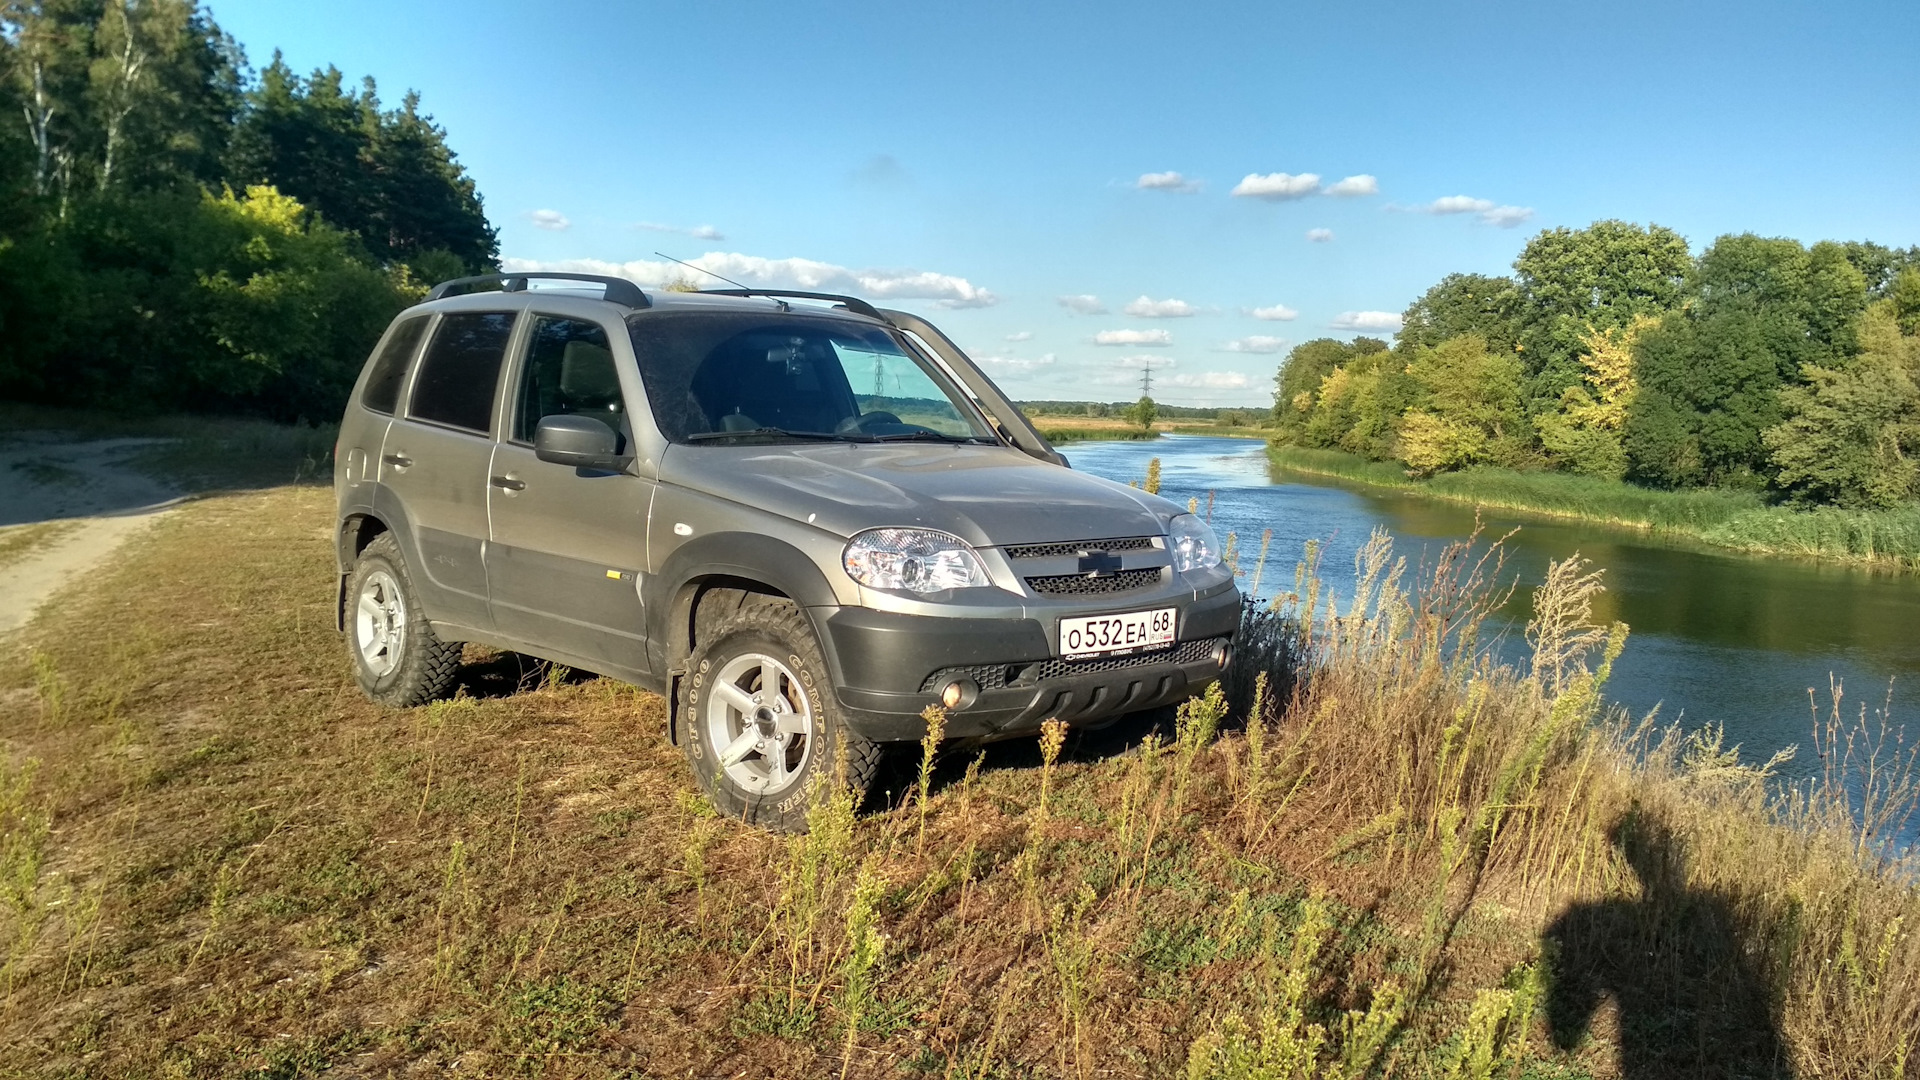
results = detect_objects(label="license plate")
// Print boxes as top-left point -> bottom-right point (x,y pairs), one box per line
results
1059,608 -> 1176,660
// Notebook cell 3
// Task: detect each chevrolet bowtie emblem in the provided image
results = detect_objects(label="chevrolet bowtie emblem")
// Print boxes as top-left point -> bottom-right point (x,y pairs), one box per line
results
1077,550 -> 1123,577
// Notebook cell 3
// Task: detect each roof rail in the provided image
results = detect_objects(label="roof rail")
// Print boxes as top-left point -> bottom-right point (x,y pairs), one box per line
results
697,288 -> 884,321
425,272 -> 650,309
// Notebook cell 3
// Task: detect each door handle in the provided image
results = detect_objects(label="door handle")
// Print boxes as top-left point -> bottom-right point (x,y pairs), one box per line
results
382,453 -> 412,468
490,475 -> 526,491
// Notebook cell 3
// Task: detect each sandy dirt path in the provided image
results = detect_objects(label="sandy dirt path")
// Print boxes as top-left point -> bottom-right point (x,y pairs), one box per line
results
0,434 -> 183,635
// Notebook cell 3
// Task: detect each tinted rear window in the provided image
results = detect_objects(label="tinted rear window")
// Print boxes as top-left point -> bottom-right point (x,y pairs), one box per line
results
408,312 -> 515,434
360,316 -> 429,415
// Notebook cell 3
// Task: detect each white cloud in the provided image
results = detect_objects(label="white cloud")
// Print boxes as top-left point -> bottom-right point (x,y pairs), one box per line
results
1249,304 -> 1298,322
975,352 -> 1056,374
1005,330 -> 1033,342
529,209 -> 570,231
1232,172 -> 1321,200
1330,311 -> 1403,332
1219,336 -> 1288,354
1165,371 -> 1253,389
1058,294 -> 1107,315
1423,195 -> 1534,227
1324,174 -> 1378,197
1094,328 -> 1174,346
1478,205 -> 1535,228
1123,295 -> 1197,318
1306,228 -> 1334,243
1428,195 -> 1495,215
636,221 -> 726,241
501,253 -> 997,308
1137,171 -> 1200,192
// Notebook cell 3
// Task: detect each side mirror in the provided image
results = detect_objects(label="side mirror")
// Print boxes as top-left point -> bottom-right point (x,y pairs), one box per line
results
534,414 -> 625,469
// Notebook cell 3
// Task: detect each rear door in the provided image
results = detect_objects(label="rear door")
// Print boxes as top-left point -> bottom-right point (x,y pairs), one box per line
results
381,309 -> 517,630
485,311 -> 654,671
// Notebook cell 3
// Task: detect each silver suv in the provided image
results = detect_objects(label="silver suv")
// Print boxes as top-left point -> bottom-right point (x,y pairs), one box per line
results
334,273 -> 1239,829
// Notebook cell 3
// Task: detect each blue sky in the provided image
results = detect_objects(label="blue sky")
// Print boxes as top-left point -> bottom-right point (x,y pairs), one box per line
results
215,0 -> 1919,407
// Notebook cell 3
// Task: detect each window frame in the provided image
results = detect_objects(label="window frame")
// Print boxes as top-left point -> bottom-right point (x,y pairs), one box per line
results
402,309 -> 521,439
505,311 -> 631,448
359,313 -> 435,417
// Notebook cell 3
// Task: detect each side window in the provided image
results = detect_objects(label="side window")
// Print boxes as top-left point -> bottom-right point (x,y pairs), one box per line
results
360,316 -> 428,415
408,312 -> 516,434
513,317 -> 625,443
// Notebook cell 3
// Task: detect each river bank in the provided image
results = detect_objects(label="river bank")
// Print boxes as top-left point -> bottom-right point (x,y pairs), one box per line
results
1266,443 -> 1920,572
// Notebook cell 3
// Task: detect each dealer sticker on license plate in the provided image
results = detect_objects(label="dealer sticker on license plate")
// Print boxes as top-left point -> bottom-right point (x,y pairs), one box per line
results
1059,608 -> 1177,660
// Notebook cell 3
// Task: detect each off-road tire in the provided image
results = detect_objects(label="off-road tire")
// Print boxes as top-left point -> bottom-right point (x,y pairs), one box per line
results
681,597 -> 879,832
345,532 -> 462,707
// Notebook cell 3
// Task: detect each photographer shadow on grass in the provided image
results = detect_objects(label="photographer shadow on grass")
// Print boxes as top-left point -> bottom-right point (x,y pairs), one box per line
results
1544,812 -> 1791,1079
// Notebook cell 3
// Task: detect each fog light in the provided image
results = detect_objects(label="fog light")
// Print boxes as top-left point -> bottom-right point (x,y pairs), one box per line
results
1210,640 -> 1233,669
940,678 -> 979,710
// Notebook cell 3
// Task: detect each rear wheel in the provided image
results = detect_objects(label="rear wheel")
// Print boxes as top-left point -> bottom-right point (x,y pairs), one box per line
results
681,597 -> 878,831
345,532 -> 462,707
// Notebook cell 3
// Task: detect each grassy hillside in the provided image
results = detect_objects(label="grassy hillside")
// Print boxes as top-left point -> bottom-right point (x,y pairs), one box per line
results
2,442 -> 1916,1077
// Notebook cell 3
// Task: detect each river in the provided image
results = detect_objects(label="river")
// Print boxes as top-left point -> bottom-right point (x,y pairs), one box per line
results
1067,435 -> 1920,793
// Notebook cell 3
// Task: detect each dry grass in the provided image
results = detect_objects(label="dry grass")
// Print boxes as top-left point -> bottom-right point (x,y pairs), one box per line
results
1,474 -> 1916,1077
0,521 -> 82,571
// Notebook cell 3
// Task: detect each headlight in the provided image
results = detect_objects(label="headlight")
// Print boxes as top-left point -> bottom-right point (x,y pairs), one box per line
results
1168,514 -> 1222,573
843,528 -> 990,594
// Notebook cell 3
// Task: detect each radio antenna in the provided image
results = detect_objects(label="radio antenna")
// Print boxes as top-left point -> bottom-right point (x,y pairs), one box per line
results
654,251 -> 751,292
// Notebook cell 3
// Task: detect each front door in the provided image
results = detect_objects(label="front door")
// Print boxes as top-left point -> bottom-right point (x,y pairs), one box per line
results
486,313 -> 653,672
381,310 -> 517,631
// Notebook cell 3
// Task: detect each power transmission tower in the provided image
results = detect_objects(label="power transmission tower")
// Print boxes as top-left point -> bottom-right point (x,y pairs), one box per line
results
1139,363 -> 1153,397
873,353 -> 885,399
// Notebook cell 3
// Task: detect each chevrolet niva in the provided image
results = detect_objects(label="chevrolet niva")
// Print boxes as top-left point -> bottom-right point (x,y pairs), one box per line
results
334,272 -> 1239,830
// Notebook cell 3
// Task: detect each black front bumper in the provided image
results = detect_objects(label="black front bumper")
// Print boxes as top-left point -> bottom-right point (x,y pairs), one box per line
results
813,581 -> 1241,741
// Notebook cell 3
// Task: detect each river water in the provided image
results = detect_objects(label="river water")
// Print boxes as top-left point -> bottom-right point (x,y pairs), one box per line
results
1068,435 -> 1920,789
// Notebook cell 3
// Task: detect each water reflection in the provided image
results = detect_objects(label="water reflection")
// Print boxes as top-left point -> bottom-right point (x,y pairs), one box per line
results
1069,436 -> 1920,787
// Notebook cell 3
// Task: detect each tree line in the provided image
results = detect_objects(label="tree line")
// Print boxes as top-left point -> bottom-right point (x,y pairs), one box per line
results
1273,221 -> 1920,509
0,0 -> 497,421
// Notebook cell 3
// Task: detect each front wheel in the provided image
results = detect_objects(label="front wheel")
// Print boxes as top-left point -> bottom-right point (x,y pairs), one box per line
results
681,598 -> 878,831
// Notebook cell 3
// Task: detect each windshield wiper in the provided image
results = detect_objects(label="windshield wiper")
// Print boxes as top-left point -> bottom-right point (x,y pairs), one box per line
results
684,427 -> 856,443
867,430 -> 992,443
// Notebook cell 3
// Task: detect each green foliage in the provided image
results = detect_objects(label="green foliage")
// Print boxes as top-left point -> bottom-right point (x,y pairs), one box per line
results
1274,219 -> 1920,514
0,4 -> 493,420
1512,220 -> 1692,399
227,53 -> 497,273
1399,273 -> 1522,355
1127,394 -> 1160,431
503,975 -> 619,1058
1627,236 -> 1870,486
1766,301 -> 1920,509
0,185 -> 415,419
1398,334 -> 1534,474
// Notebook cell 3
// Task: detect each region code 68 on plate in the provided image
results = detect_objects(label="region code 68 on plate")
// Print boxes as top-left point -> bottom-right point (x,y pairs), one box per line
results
1059,608 -> 1176,660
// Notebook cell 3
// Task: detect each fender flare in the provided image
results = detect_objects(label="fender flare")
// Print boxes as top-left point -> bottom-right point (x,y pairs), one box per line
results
644,531 -> 843,743
333,487 -> 427,632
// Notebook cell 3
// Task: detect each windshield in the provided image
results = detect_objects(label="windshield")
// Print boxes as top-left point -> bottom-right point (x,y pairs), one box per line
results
626,311 -> 996,444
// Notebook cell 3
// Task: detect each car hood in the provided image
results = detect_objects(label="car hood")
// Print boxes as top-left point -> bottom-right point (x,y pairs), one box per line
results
659,442 -> 1181,547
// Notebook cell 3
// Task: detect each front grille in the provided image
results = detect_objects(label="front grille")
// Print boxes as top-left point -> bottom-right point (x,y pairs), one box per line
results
1004,535 -> 1156,560
1025,567 -> 1164,596
1035,636 -> 1221,682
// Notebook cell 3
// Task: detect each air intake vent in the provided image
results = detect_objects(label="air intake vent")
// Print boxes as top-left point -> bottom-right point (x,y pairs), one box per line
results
1025,567 -> 1164,596
1004,536 -> 1156,560
1033,636 -> 1221,681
